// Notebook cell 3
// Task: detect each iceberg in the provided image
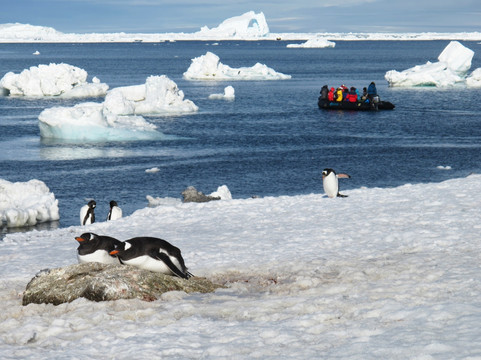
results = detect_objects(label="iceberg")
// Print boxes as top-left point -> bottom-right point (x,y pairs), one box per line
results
38,75 -> 198,141
0,179 -> 59,228
183,52 -> 291,81
466,68 -> 481,87
0,63 -> 108,97
286,38 -> 335,48
208,85 -> 235,100
385,41 -> 475,87
196,11 -> 269,39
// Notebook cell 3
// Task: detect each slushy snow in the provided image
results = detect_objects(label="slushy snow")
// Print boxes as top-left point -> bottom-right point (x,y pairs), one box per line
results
0,63 -> 108,97
1,175 -> 481,358
38,75 -> 198,141
183,52 -> 291,80
385,41 -> 478,87
286,38 -> 336,48
208,85 -> 235,100
0,179 -> 59,228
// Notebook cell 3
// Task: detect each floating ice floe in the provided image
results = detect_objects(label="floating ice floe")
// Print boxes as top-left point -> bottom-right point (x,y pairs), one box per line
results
385,41 -> 477,87
145,167 -> 160,173
466,68 -> 481,87
0,63 -> 108,97
286,38 -> 335,48
208,85 -> 235,100
183,52 -> 291,81
0,178 -> 59,228
38,75 -> 198,141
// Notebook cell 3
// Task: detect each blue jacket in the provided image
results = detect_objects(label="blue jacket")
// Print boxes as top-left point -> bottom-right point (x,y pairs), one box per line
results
367,83 -> 377,96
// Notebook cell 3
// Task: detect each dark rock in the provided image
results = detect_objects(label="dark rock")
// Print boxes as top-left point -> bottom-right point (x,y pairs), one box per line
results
182,186 -> 220,203
22,262 -> 223,306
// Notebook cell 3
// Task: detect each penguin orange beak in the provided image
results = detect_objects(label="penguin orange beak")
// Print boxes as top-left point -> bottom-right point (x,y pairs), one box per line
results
75,237 -> 85,242
110,250 -> 119,255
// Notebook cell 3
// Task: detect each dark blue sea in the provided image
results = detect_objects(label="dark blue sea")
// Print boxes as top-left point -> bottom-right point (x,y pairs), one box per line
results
1,40 -> 481,234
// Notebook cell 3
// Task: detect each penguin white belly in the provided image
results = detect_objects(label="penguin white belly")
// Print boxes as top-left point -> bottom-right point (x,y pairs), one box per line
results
78,250 -> 120,265
109,206 -> 122,220
122,255 -> 173,274
323,175 -> 339,198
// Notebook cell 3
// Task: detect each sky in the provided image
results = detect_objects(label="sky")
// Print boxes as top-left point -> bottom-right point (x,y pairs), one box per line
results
2,0 -> 481,34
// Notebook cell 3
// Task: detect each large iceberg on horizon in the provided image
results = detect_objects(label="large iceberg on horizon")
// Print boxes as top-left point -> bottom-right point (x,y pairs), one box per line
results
0,179 -> 59,228
39,75 -> 198,141
286,38 -> 335,48
0,63 -> 108,97
183,52 -> 291,81
196,11 -> 269,39
385,41 -> 475,87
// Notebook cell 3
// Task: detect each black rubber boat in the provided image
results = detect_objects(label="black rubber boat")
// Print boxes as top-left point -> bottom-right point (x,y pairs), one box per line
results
318,98 -> 395,111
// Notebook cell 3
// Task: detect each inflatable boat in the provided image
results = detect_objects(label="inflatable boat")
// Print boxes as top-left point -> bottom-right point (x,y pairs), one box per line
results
318,98 -> 395,111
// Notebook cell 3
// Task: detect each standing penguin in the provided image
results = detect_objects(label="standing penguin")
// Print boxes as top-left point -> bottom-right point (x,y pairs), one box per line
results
322,168 -> 351,198
110,237 -> 193,279
107,200 -> 122,221
75,232 -> 122,264
80,200 -> 96,225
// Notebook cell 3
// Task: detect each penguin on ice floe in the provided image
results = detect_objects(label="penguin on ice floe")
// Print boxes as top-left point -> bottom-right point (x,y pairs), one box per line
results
322,168 -> 351,198
107,200 -> 122,221
110,237 -> 193,279
75,232 -> 122,264
80,200 -> 96,225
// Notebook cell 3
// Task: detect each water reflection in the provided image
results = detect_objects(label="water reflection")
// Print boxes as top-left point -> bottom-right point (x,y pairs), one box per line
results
0,220 -> 60,240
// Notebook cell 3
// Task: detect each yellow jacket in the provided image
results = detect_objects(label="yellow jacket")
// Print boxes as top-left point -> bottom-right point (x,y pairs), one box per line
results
336,89 -> 343,102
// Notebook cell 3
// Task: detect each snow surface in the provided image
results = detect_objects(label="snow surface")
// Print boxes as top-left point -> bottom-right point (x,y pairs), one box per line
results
286,38 -> 336,48
0,179 -> 59,228
183,52 -> 291,81
208,85 -> 235,100
2,18 -> 481,42
385,41 -> 479,87
1,175 -> 481,358
38,75 -> 197,141
0,63 -> 108,97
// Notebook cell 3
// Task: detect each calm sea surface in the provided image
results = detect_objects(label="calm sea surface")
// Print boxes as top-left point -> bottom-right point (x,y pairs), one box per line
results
1,40 -> 481,233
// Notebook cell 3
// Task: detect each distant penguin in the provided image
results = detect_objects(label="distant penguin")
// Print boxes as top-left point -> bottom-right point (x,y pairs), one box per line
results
80,200 -> 96,225
107,200 -> 122,221
322,168 -> 351,198
75,232 -> 122,264
110,237 -> 193,279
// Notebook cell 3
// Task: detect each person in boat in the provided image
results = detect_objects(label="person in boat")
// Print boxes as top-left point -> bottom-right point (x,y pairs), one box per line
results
328,87 -> 335,101
347,87 -> 357,102
367,82 -> 377,101
320,85 -> 328,100
362,87 -> 368,101
341,85 -> 349,101
335,87 -> 343,102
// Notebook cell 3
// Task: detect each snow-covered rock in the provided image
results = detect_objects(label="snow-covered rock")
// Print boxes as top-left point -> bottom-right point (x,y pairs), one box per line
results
38,75 -> 197,141
0,63 -> 108,97
208,85 -> 235,100
196,11 -> 269,39
385,41 -> 475,87
0,179 -> 59,228
183,52 -> 291,80
286,38 -> 335,48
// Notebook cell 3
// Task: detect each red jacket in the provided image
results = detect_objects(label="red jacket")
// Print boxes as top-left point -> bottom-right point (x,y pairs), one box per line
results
328,88 -> 335,101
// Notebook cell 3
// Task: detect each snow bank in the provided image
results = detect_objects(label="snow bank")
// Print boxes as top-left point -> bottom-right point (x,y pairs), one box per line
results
0,179 -> 59,228
286,38 -> 335,48
0,63 -> 108,97
38,75 -> 198,141
183,52 -> 291,81
2,176 -> 481,358
385,41 -> 475,87
208,85 -> 235,100
196,11 -> 269,39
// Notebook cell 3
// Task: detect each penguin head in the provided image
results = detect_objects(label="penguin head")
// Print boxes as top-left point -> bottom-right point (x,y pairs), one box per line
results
88,200 -> 96,209
75,232 -> 98,243
322,168 -> 335,178
109,200 -> 118,208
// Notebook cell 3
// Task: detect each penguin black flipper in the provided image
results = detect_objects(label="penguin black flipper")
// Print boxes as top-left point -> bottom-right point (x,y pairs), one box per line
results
153,251 -> 191,279
337,193 -> 348,198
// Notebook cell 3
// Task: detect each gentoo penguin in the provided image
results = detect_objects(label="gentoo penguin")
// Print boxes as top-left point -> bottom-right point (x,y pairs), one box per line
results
322,168 -> 351,198
75,232 -> 122,264
80,200 -> 96,225
107,200 -> 122,221
110,237 -> 193,279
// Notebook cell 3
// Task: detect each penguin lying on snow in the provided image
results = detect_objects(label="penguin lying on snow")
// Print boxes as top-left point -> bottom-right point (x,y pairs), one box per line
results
110,237 -> 193,279
75,232 -> 123,264
80,200 -> 96,225
322,168 -> 351,198
107,200 -> 122,221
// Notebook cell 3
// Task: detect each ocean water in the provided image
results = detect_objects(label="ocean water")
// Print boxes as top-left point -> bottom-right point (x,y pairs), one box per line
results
1,40 -> 481,232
